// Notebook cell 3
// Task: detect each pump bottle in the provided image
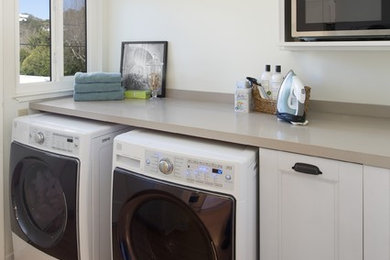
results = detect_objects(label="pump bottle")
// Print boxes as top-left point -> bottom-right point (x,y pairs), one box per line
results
260,64 -> 272,97
271,65 -> 283,100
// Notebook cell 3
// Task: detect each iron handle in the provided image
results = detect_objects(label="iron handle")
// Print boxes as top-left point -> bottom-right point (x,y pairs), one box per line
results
292,162 -> 322,175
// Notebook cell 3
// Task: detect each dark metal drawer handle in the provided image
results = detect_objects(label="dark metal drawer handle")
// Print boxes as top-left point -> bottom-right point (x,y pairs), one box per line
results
292,163 -> 322,175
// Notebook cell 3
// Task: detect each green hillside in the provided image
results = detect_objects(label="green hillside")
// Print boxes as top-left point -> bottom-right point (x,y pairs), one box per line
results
19,11 -> 86,78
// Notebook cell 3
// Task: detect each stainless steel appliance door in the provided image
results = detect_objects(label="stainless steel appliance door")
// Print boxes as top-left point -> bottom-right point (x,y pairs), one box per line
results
291,0 -> 390,38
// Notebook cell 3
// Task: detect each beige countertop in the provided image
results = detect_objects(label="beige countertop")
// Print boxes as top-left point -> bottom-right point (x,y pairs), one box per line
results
30,97 -> 390,169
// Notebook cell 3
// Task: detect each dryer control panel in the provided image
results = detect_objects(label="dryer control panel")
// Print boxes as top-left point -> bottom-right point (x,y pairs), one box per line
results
144,150 -> 234,191
29,127 -> 80,155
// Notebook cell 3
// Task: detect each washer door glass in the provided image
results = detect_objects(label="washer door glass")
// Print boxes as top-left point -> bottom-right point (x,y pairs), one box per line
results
24,160 -> 67,233
13,158 -> 67,248
118,192 -> 217,260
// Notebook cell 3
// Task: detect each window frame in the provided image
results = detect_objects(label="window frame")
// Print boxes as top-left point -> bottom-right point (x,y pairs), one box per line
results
12,0 -> 102,101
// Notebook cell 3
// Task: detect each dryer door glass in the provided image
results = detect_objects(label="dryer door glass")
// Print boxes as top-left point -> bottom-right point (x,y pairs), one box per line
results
10,142 -> 79,254
119,192 -> 216,260
12,157 -> 69,248
112,168 -> 235,260
23,161 -> 67,235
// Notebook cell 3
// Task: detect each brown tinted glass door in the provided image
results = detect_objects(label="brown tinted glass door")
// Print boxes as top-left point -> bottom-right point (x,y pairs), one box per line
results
112,167 -> 235,260
10,142 -> 79,260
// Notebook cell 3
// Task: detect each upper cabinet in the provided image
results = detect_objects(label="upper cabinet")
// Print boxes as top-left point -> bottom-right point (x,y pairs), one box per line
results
363,166 -> 390,260
280,0 -> 390,50
259,148 -> 363,260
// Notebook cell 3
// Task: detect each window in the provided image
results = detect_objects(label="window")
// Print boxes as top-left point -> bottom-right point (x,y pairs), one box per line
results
63,0 -> 87,76
19,0 -> 86,85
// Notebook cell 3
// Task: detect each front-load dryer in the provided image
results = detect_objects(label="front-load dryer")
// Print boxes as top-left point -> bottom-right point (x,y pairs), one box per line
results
10,113 -> 131,260
111,129 -> 258,260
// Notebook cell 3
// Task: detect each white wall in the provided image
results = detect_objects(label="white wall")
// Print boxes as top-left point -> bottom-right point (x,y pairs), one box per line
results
0,0 -> 5,258
104,0 -> 390,106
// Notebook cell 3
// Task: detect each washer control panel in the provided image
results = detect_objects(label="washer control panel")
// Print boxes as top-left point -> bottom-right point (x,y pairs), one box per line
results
144,150 -> 234,190
29,127 -> 80,155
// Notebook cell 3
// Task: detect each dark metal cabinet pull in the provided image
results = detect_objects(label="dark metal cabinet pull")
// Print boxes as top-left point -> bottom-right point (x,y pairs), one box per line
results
292,163 -> 322,175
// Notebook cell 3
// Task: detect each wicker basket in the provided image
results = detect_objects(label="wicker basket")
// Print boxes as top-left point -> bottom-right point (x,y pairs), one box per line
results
252,86 -> 311,114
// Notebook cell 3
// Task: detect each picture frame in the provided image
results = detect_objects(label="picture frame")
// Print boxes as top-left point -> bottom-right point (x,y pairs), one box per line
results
120,41 -> 168,97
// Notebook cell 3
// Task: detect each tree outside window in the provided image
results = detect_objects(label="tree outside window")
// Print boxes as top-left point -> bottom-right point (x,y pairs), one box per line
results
19,0 -> 86,84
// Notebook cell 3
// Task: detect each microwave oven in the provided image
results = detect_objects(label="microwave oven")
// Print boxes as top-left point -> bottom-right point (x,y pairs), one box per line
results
291,0 -> 390,40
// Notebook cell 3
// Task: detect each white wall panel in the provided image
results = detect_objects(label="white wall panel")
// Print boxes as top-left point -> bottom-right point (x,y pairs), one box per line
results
104,0 -> 390,106
0,0 -> 4,257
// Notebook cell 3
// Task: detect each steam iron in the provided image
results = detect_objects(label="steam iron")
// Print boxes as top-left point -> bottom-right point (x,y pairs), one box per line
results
276,70 -> 308,124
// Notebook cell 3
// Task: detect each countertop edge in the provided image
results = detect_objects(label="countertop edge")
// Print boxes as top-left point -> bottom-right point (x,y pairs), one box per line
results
29,99 -> 390,169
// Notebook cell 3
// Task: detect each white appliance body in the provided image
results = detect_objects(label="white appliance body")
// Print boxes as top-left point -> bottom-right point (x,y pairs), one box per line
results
111,129 -> 258,259
10,113 -> 130,260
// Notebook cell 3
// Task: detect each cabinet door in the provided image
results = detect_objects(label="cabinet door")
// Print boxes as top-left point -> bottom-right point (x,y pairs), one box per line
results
364,166 -> 390,260
259,148 -> 362,260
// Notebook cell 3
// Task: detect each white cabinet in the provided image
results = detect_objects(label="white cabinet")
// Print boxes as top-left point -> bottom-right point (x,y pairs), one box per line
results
364,166 -> 390,260
259,148 -> 363,260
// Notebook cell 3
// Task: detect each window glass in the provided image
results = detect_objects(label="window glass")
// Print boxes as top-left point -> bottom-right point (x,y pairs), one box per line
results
19,0 -> 87,85
19,0 -> 51,83
63,0 -> 87,76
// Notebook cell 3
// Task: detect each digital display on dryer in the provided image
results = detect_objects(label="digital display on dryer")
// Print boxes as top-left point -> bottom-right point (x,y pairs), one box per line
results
212,168 -> 223,174
52,133 -> 79,154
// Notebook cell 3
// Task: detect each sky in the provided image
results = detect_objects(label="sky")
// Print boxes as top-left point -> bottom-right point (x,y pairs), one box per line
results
20,0 -> 49,19
20,0 -> 85,20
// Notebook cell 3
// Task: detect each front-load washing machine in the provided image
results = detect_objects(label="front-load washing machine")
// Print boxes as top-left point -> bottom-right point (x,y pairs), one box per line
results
10,113 -> 131,260
111,129 -> 258,260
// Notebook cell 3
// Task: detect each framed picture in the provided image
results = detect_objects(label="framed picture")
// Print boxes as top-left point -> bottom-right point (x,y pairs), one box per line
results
120,41 -> 168,97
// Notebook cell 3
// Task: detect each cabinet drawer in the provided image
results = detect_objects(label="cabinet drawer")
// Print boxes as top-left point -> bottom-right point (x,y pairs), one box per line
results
277,151 -> 341,182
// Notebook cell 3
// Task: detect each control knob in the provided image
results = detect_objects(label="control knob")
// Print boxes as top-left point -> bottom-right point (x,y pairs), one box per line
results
159,158 -> 174,175
34,132 -> 45,145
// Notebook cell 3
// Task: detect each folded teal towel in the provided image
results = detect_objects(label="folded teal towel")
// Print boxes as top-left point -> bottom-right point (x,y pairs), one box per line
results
74,72 -> 121,84
73,88 -> 124,101
74,82 -> 122,93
